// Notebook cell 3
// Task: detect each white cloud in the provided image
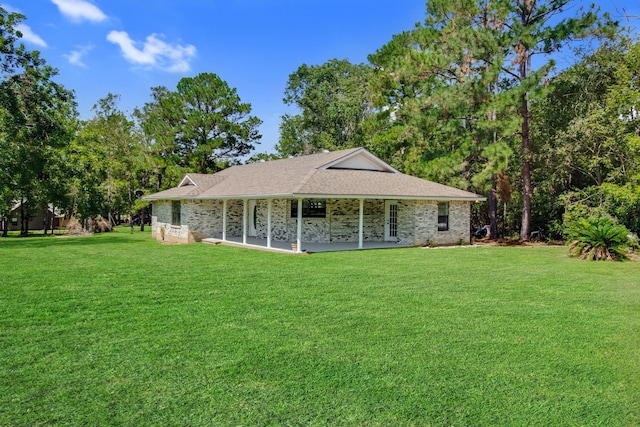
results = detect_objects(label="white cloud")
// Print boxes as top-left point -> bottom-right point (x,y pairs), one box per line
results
51,0 -> 107,23
107,31 -> 196,73
15,24 -> 47,47
64,45 -> 93,67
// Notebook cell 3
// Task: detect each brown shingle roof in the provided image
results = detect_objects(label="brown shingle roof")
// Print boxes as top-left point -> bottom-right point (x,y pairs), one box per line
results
295,169 -> 480,199
145,148 -> 484,201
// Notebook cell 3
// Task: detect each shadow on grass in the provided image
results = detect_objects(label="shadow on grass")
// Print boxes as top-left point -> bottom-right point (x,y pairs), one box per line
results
0,228 -> 151,249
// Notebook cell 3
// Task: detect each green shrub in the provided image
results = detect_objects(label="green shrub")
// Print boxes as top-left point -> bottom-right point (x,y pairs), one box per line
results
628,233 -> 639,253
566,216 -> 630,261
560,185 -> 640,235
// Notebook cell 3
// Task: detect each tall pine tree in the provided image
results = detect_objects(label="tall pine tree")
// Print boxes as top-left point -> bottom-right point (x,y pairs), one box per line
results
367,0 -> 610,239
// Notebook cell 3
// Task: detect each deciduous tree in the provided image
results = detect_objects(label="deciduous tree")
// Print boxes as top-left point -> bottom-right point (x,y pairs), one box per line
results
278,59 -> 373,156
71,94 -> 144,231
0,7 -> 76,236
533,35 -> 640,233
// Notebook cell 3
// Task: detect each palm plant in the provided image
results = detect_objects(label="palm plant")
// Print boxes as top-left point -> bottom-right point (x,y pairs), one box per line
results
566,216 -> 630,261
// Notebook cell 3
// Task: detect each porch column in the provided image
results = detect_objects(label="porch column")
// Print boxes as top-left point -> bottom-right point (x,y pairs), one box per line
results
222,199 -> 227,241
296,198 -> 303,253
358,198 -> 364,249
267,199 -> 272,248
242,199 -> 248,245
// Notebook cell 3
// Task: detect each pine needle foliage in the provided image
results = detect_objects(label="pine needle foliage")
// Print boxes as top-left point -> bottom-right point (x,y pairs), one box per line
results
567,216 -> 630,261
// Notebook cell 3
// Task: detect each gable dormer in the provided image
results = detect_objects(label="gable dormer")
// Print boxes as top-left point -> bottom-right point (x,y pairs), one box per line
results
178,175 -> 197,187
319,148 -> 399,173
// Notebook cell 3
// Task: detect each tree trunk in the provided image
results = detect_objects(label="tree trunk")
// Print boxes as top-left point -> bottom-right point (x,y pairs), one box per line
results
140,205 -> 146,232
129,182 -> 134,234
520,90 -> 532,241
20,198 -> 29,237
502,202 -> 507,238
489,175 -> 498,239
489,77 -> 499,240
519,49 -> 532,241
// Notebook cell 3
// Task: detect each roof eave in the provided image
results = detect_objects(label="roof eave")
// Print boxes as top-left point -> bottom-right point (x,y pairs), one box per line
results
292,193 -> 486,201
146,193 -> 486,202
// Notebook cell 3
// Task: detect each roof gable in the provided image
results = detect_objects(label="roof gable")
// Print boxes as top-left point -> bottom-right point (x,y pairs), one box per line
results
10,201 -> 57,214
320,148 -> 398,173
179,173 -> 221,188
179,175 -> 196,187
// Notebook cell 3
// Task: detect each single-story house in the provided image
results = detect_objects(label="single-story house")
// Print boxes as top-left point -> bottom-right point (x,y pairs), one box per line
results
144,147 -> 485,252
3,201 -> 65,232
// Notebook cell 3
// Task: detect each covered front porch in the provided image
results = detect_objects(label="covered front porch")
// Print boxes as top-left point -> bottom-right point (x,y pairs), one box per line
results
215,197 -> 400,253
201,235 -> 411,253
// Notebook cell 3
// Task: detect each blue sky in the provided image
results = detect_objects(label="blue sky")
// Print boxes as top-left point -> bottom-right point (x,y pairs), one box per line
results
8,0 -> 640,154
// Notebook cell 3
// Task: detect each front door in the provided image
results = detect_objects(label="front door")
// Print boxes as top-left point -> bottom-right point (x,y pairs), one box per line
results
248,200 -> 257,237
384,200 -> 398,241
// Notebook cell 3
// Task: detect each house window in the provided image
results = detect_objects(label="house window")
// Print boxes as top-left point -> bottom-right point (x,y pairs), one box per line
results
388,203 -> 398,237
291,200 -> 326,218
171,201 -> 181,225
437,202 -> 449,231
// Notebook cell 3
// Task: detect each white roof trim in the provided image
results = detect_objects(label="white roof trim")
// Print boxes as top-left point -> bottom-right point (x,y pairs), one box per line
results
319,148 -> 400,173
178,175 -> 197,187
291,194 -> 486,201
150,194 -> 486,202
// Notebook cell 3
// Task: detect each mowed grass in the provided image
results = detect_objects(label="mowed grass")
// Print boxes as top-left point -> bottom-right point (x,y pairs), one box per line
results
1,229 -> 639,426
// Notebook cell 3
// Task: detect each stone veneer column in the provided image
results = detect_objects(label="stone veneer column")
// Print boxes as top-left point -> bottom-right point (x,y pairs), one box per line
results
296,198 -> 302,252
267,199 -> 272,248
242,199 -> 248,245
222,199 -> 227,241
358,198 -> 364,249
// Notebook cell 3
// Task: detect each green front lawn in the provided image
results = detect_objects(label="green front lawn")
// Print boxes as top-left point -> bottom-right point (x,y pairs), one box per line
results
1,230 -> 639,426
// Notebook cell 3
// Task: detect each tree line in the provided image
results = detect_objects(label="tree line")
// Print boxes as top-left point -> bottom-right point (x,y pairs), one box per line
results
1,2 -> 638,239
276,1 -> 638,239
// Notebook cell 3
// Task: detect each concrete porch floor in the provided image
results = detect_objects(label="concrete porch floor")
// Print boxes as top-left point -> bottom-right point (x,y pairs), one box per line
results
201,236 -> 411,253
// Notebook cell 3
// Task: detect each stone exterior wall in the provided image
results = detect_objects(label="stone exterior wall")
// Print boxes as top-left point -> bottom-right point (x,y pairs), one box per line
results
285,200 -> 330,243
270,199 -> 290,241
434,200 -> 471,245
281,199 -> 385,243
403,200 -> 470,246
328,199 -> 384,242
254,199 -> 290,242
185,199 -> 223,239
395,200 -> 415,246
151,198 -> 292,243
151,200 -> 193,244
225,200 -> 244,238
151,197 -> 471,246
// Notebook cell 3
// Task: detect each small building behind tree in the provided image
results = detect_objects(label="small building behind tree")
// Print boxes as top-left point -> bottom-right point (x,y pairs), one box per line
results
1,201 -> 66,234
